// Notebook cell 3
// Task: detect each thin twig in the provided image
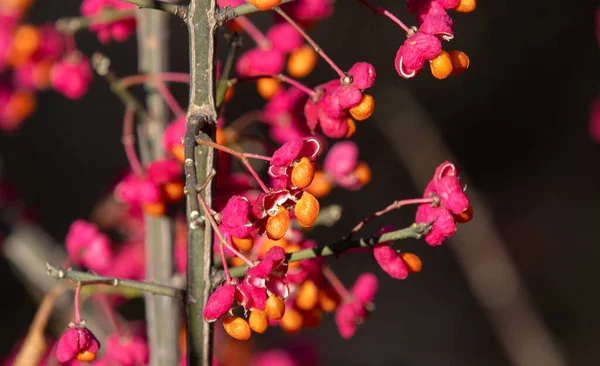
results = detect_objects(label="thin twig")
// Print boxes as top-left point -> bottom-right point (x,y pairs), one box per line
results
216,0 -> 296,25
216,34 -> 242,109
46,263 -> 185,300
119,0 -> 188,18
227,222 -> 431,278
56,9 -> 136,33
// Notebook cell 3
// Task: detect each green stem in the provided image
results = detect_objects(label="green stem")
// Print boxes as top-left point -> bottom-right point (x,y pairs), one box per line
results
46,263 -> 185,300
119,0 -> 187,18
56,9 -> 137,34
228,223 -> 431,278
215,34 -> 241,109
216,0 -> 296,25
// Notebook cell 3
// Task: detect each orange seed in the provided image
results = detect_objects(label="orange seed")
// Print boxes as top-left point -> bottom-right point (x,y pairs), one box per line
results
430,51 -> 453,80
449,51 -> 470,75
248,0 -> 282,11
76,352 -> 97,362
454,0 -> 476,13
170,144 -> 185,164
349,94 -> 375,121
232,235 -> 254,252
291,157 -> 316,189
345,118 -> 357,138
163,181 -> 184,203
293,192 -> 320,227
143,201 -> 166,216
295,280 -> 319,311
287,45 -> 318,78
280,307 -> 303,334
265,294 -> 286,320
306,171 -> 333,198
248,309 -> 269,334
266,207 -> 290,240
223,316 -> 252,341
318,288 -> 340,313
400,253 -> 422,273
257,78 -> 281,100
353,162 -> 372,185
453,205 -> 474,223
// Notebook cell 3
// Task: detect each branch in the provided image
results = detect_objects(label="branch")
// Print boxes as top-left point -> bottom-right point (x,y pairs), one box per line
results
46,263 -> 185,300
215,34 -> 241,109
216,0 -> 295,25
228,223 -> 431,278
56,10 -> 136,33
119,0 -> 188,18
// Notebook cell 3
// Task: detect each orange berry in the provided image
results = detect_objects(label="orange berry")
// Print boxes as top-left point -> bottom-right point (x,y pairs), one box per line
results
1,0 -> 33,12
287,45 -> 318,78
454,0 -> 476,13
293,192 -> 319,227
266,207 -> 290,240
223,316 -> 252,341
280,307 -> 303,334
257,78 -> 281,100
265,294 -> 286,320
231,257 -> 246,267
163,181 -> 184,203
306,171 -> 333,198
248,309 -> 269,334
77,352 -> 97,362
171,144 -> 185,164
232,235 -> 254,252
142,201 -> 166,216
291,157 -> 316,189
345,118 -> 356,138
295,280 -> 318,311
318,288 -> 340,313
223,86 -> 234,103
179,326 -> 186,354
302,308 -> 322,328
5,90 -> 36,129
400,253 -> 422,273
349,94 -> 375,121
248,0 -> 281,10
453,205 -> 474,223
8,25 -> 41,66
449,51 -> 470,75
430,51 -> 453,80
353,162 -> 372,185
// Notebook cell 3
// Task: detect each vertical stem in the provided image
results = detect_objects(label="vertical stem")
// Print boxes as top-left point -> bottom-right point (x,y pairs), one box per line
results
185,0 -> 218,365
136,9 -> 179,366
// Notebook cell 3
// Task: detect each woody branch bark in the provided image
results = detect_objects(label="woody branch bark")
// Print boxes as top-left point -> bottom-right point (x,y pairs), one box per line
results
135,7 -> 179,366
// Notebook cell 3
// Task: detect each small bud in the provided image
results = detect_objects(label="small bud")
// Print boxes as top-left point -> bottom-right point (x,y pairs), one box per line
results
223,316 -> 252,341
430,51 -> 453,80
349,94 -> 375,121
248,0 -> 282,11
294,192 -> 320,227
257,78 -> 281,100
291,157 -> 316,189
454,0 -> 476,13
232,235 -> 254,252
453,205 -> 473,223
399,253 -> 422,273
142,201 -> 166,216
287,45 -> 318,78
307,171 -> 333,198
353,162 -> 372,185
280,307 -> 303,334
449,51 -> 470,75
265,294 -> 286,320
295,280 -> 319,311
266,207 -> 290,240
248,309 -> 269,334
345,118 -> 357,138
163,181 -> 184,202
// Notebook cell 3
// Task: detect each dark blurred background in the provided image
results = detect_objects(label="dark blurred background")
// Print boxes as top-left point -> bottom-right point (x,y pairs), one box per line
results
1,1 -> 599,365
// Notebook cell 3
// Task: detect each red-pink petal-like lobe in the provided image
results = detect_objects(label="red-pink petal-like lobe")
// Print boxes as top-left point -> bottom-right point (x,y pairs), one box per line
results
335,303 -> 359,339
324,141 -> 358,177
248,246 -> 287,280
436,176 -> 469,214
333,85 -> 363,110
217,0 -> 245,6
267,23 -> 303,53
318,110 -> 348,139
590,96 -> 600,143
81,0 -> 136,44
221,196 -> 252,238
348,62 -> 376,90
351,272 -> 378,303
271,140 -> 303,166
147,158 -> 182,184
284,0 -> 333,22
304,99 -> 319,131
56,327 -> 101,363
35,24 -> 64,61
238,280 -> 268,310
203,284 -> 236,322
50,53 -> 93,100
415,203 -> 456,245
373,245 -> 409,280
105,327 -> 149,366
396,32 -> 442,72
65,220 -> 113,272
236,48 -> 285,77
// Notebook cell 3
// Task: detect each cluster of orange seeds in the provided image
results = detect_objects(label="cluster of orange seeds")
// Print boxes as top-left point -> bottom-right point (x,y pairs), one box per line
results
430,50 -> 470,80
222,293 -> 286,340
